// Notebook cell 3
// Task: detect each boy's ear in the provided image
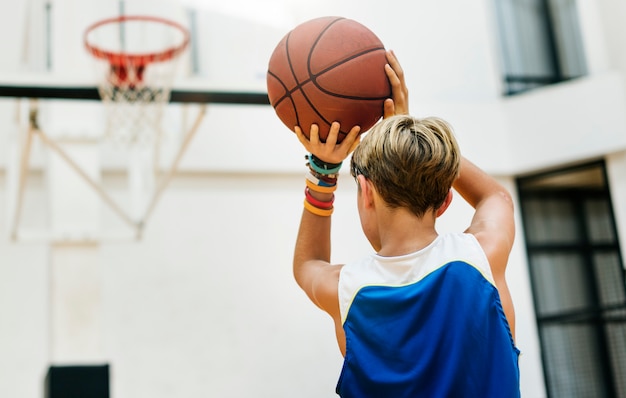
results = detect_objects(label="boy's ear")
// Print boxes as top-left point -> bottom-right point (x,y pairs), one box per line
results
436,190 -> 454,217
357,175 -> 376,209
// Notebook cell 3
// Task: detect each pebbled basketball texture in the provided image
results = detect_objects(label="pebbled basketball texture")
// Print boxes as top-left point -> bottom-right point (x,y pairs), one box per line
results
267,16 -> 391,142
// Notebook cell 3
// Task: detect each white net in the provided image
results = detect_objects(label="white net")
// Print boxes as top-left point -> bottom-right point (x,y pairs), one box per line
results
84,16 -> 189,147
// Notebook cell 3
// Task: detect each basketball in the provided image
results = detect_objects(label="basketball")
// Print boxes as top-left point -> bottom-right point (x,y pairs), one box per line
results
267,16 -> 391,142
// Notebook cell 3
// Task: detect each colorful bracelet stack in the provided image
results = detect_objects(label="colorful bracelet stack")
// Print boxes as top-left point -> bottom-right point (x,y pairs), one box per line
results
308,154 -> 343,175
303,154 -> 342,217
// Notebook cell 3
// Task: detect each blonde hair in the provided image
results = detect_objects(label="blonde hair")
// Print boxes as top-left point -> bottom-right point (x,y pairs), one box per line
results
350,115 -> 460,217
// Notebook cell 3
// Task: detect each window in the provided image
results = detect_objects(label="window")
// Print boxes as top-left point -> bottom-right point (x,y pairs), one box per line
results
517,161 -> 626,397
493,0 -> 587,95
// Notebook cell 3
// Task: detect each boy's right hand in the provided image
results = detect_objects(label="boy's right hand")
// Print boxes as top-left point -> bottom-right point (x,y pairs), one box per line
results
294,122 -> 361,165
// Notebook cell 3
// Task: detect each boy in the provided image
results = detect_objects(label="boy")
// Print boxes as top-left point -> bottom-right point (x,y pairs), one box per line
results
292,51 -> 520,397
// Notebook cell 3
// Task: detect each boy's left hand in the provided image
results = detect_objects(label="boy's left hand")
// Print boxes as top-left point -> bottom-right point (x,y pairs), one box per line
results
383,50 -> 409,118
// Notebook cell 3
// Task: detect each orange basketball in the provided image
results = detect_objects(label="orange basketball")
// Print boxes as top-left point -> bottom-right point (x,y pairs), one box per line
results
267,16 -> 390,142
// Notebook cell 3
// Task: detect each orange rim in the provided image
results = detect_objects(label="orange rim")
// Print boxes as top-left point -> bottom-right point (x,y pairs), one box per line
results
84,15 -> 190,68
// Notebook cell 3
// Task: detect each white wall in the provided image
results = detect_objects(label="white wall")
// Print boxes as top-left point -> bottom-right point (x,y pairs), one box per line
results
607,150 -> 626,271
95,173 -> 351,397
0,174 -> 49,398
591,0 -> 626,89
504,72 -> 626,173
3,0 -> 626,397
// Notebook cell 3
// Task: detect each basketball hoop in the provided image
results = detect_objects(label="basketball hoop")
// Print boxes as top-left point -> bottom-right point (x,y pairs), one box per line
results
84,15 -> 190,145
36,14 -> 209,241
6,15 -> 215,242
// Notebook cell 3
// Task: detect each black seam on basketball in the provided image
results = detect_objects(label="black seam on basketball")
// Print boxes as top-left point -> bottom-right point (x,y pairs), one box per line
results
284,19 -> 343,131
309,47 -> 388,100
268,70 -> 314,107
267,72 -> 301,128
284,29 -> 308,127
280,22 -> 336,133
267,70 -> 289,107
305,18 -> 352,128
308,18 -> 386,101
296,17 -> 357,134
269,69 -> 324,132
271,17 -> 382,137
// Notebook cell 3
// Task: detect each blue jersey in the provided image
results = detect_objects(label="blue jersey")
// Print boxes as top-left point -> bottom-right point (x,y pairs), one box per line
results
336,233 -> 520,397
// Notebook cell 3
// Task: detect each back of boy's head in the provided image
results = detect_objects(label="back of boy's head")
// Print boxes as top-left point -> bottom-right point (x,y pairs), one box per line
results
350,115 -> 460,217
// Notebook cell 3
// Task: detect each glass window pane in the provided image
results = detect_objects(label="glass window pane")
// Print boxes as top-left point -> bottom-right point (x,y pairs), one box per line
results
530,253 -> 594,315
494,0 -> 557,94
523,198 -> 580,244
516,0 -> 556,77
541,323 -> 609,397
548,0 -> 588,77
593,253 -> 626,306
493,0 -> 587,95
585,199 -> 615,243
607,323 -> 626,397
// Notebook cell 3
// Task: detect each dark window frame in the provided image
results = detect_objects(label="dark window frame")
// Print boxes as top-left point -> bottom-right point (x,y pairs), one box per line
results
517,160 -> 626,397
494,0 -> 588,96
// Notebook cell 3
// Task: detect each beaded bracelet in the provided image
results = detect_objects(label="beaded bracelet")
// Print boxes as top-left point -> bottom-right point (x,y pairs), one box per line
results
303,199 -> 334,217
304,187 -> 334,209
309,153 -> 342,169
306,169 -> 337,187
308,167 -> 338,182
307,153 -> 343,175
305,178 -> 337,194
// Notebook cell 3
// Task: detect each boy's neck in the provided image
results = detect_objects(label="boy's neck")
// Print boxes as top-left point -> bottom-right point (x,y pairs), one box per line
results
375,209 -> 439,257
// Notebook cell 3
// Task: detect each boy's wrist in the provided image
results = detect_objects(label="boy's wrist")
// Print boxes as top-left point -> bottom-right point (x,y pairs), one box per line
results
303,155 -> 338,217
307,153 -> 343,175
305,187 -> 334,204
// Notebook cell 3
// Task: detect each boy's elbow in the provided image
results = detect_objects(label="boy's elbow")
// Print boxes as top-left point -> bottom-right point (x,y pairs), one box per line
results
498,189 -> 514,210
